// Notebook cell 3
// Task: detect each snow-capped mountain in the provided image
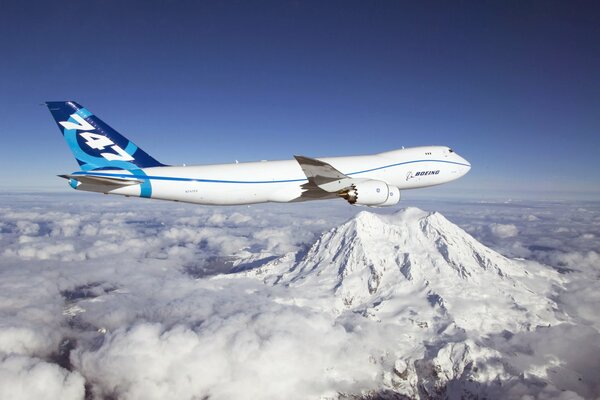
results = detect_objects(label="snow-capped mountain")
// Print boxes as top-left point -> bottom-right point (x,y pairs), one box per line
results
247,208 -> 557,330
237,207 -> 564,398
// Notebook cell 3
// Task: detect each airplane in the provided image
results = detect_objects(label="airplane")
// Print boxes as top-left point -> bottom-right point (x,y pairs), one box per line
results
46,101 -> 471,207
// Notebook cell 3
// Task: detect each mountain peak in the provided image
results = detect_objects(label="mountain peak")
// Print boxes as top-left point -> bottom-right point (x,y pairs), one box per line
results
242,208 -> 557,334
349,209 -> 385,228
352,208 -> 459,241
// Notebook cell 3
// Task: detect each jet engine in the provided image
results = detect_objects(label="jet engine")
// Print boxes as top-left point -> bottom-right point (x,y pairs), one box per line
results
377,185 -> 400,206
339,180 -> 401,206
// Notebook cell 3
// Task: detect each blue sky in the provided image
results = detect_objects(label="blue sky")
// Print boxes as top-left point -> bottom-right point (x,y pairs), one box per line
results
0,1 -> 599,198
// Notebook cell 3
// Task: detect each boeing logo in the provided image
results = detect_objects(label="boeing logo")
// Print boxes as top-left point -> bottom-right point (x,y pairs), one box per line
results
415,170 -> 440,176
406,170 -> 440,180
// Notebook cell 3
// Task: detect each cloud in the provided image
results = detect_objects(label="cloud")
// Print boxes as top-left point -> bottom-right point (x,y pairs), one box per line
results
494,324 -> 600,399
4,241 -> 82,261
489,223 -> 519,238
73,308 -> 381,400
0,327 -> 59,357
0,355 -> 84,400
0,193 -> 598,399
15,221 -> 40,236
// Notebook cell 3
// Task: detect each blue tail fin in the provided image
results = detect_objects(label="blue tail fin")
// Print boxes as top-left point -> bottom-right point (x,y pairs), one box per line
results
46,101 -> 166,171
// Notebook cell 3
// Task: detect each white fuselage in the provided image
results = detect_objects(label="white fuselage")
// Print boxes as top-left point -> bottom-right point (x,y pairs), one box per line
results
71,145 -> 471,205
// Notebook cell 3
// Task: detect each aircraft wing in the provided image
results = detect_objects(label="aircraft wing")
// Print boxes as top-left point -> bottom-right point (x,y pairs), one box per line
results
59,174 -> 143,187
294,155 -> 356,193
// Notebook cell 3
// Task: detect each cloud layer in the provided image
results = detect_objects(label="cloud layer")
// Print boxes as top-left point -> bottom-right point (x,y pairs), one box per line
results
0,193 -> 598,399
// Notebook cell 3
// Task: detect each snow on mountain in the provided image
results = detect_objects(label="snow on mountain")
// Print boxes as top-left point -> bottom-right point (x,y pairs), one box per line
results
235,207 -> 565,398
246,208 -> 558,329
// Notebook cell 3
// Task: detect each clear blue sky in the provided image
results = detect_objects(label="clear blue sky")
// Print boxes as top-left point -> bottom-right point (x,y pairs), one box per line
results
0,1 -> 598,198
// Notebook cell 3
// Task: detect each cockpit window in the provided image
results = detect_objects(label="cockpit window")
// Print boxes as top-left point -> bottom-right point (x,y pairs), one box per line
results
448,148 -> 454,153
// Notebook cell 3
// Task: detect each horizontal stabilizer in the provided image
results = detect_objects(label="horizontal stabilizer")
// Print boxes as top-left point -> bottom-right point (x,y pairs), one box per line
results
59,174 -> 143,187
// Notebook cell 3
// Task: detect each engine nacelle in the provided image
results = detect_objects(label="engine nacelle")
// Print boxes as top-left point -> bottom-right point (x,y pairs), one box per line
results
376,185 -> 400,207
339,180 -> 400,206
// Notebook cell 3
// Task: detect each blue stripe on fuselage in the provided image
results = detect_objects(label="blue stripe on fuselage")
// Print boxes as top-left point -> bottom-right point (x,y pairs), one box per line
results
71,159 -> 470,185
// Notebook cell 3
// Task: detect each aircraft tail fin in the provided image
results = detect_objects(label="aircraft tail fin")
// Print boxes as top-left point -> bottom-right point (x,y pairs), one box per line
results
46,101 -> 166,171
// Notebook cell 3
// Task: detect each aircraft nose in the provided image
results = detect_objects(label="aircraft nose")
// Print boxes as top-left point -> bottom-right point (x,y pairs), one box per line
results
453,153 -> 471,176
460,156 -> 471,175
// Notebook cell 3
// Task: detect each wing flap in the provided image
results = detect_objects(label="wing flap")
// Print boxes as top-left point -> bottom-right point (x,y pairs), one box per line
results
294,155 -> 355,193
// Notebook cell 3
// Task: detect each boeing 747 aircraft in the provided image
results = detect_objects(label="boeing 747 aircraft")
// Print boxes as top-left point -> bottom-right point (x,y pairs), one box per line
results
47,101 -> 471,207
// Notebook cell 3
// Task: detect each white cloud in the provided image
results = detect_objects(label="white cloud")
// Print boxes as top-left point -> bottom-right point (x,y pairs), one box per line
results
15,221 -> 40,236
0,193 -> 598,399
550,250 -> 599,271
74,311 -> 381,400
0,327 -> 59,357
4,242 -> 83,261
497,324 -> 600,399
489,223 -> 519,238
0,355 -> 84,400
50,218 -> 82,237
